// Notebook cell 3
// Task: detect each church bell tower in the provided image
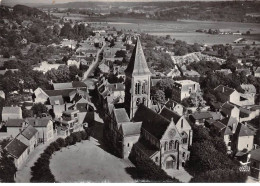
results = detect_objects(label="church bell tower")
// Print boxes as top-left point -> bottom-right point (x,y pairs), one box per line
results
124,37 -> 152,119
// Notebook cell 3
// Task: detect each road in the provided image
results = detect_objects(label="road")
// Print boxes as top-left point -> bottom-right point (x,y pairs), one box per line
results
82,42 -> 106,80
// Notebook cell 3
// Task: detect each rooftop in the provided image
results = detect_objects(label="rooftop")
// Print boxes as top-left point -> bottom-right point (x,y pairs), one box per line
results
113,108 -> 130,124
21,125 -> 38,140
5,138 -> 28,159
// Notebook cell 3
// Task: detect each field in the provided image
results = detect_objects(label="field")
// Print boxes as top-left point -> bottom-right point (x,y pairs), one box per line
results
52,13 -> 260,45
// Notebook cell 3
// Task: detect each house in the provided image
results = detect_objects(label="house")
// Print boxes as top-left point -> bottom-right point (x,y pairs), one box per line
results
233,122 -> 255,153
250,148 -> 260,180
5,119 -> 27,138
214,85 -> 240,105
215,69 -> 232,76
183,70 -> 200,77
52,81 -> 87,91
164,99 -> 184,116
189,112 -> 213,126
0,90 -> 5,99
220,102 -> 240,121
172,80 -> 200,102
4,138 -> 29,169
2,107 -> 22,121
16,125 -> 39,154
99,63 -> 110,74
254,67 -> 260,77
33,61 -> 62,74
67,59 -> 80,69
25,118 -> 54,143
165,68 -> 181,78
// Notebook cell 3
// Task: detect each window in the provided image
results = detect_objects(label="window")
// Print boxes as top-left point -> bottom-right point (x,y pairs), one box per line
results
164,141 -> 168,151
175,141 -> 179,149
127,143 -> 130,147
169,140 -> 174,150
155,157 -> 158,162
181,119 -> 183,128
183,152 -> 186,158
182,138 -> 188,144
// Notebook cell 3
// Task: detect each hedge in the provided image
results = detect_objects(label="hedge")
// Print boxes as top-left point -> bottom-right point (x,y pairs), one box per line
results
30,131 -> 89,182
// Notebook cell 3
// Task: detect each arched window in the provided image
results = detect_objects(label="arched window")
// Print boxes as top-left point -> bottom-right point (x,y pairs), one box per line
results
142,82 -> 146,94
182,132 -> 188,144
138,82 -> 141,94
155,157 -> 159,162
182,152 -> 186,158
142,97 -> 146,105
175,140 -> 179,149
169,140 -> 174,150
164,141 -> 168,151
181,119 -> 183,128
135,83 -> 138,94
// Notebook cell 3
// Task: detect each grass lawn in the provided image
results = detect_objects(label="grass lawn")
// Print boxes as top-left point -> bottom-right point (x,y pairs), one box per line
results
49,139 -> 135,183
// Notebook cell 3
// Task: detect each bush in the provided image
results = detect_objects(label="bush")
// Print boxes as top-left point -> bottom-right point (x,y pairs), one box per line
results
191,167 -> 249,183
65,135 -> 73,146
44,145 -> 56,155
56,138 -> 65,148
80,131 -> 88,140
71,132 -> 82,143
50,141 -> 60,151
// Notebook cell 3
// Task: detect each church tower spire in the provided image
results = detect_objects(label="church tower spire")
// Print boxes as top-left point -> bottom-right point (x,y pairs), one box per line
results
124,37 -> 151,119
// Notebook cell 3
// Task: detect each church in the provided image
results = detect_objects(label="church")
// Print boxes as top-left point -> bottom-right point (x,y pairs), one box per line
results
104,37 -> 193,175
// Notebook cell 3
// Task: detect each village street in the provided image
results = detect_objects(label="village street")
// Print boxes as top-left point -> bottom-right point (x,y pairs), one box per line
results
15,136 -> 58,183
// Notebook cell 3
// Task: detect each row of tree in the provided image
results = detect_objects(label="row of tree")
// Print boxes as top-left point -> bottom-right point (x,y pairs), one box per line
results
31,131 -> 90,182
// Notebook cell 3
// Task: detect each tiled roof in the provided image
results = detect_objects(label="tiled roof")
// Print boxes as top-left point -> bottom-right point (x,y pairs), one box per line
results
135,139 -> 159,158
53,82 -> 73,90
113,108 -> 130,124
250,148 -> 260,161
214,85 -> 235,96
2,107 -> 22,115
133,105 -> 170,140
44,89 -> 73,97
190,112 -> 213,120
125,37 -> 151,76
21,125 -> 38,140
5,138 -> 28,159
49,95 -> 64,105
26,118 -> 50,127
72,81 -> 87,88
236,123 -> 255,137
6,119 -> 24,127
212,121 -> 226,131
159,107 -> 181,123
121,122 -> 142,136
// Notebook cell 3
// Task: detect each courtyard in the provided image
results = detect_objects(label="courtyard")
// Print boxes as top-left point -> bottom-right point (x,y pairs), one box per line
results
49,137 -> 135,182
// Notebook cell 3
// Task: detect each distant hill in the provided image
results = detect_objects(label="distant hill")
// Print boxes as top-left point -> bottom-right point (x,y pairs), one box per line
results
1,0 -> 53,7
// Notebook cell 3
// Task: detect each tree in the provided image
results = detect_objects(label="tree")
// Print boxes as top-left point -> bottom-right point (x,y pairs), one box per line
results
115,50 -> 126,58
0,149 -> 17,182
156,78 -> 175,99
31,103 -> 48,117
151,88 -> 166,104
53,24 -> 61,36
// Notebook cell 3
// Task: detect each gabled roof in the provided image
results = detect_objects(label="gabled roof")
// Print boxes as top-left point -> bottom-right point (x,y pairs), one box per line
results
5,138 -> 28,159
26,118 -> 51,127
44,89 -> 73,97
113,108 -> 130,124
125,37 -> 151,76
133,105 -> 170,140
49,95 -> 64,105
214,85 -> 236,96
250,148 -> 260,161
53,82 -> 73,90
190,112 -> 213,120
239,84 -> 256,94
235,123 -> 255,137
2,107 -> 22,115
212,121 -> 226,131
21,125 -> 38,140
6,119 -> 24,127
159,107 -> 181,124
120,122 -> 142,136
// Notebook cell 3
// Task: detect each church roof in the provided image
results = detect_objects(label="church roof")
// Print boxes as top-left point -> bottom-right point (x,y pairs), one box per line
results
125,37 -> 151,76
133,105 -> 170,140
159,107 -> 181,124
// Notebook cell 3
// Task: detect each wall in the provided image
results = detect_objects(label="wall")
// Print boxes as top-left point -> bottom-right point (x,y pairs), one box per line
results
7,127 -> 20,138
122,134 -> 140,159
237,136 -> 254,152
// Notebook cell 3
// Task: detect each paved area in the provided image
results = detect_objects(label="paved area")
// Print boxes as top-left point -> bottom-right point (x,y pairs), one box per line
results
165,167 -> 193,183
15,136 -> 58,183
246,176 -> 260,183
49,139 -> 135,183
